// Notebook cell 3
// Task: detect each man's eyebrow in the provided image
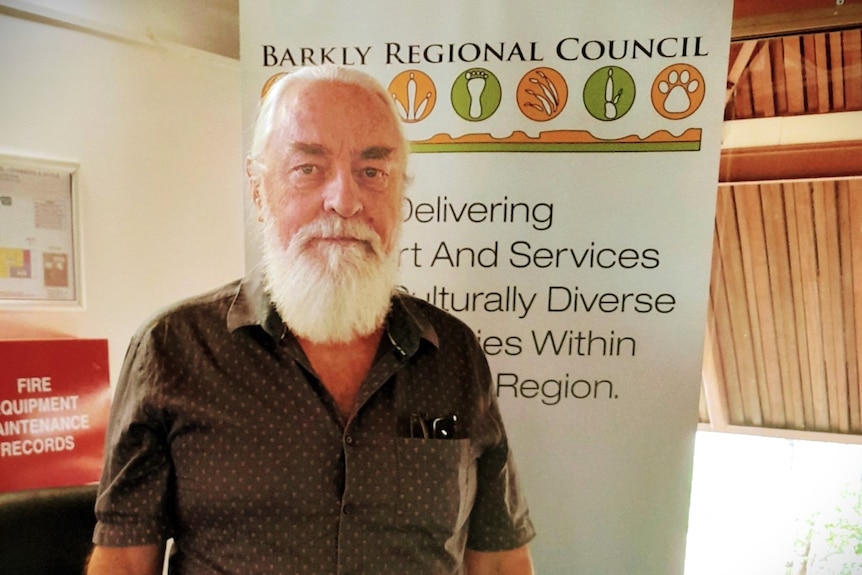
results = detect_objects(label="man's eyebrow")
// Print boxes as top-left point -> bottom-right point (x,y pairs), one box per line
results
360,146 -> 395,160
289,142 -> 328,155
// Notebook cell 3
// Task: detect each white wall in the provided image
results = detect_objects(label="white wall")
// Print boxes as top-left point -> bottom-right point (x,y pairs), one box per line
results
0,8 -> 244,383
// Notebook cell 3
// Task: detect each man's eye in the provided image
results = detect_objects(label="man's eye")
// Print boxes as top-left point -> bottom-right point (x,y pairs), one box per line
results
295,165 -> 317,175
360,167 -> 388,180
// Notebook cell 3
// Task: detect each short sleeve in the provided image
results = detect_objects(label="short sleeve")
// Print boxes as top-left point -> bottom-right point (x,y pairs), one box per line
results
466,426 -> 535,550
93,329 -> 173,546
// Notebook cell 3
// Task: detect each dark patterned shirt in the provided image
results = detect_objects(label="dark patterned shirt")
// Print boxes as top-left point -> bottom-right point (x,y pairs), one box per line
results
93,271 -> 535,574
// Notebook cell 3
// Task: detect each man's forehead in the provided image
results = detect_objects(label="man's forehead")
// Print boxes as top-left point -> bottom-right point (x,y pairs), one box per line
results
273,80 -> 404,159
281,80 -> 398,130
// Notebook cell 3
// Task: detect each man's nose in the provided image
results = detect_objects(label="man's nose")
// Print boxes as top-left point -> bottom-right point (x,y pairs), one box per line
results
323,166 -> 362,218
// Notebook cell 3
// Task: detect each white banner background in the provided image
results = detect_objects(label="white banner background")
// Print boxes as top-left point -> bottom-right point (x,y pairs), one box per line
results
240,2 -> 733,573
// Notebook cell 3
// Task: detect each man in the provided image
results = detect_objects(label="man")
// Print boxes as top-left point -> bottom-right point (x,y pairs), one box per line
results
87,64 -> 535,575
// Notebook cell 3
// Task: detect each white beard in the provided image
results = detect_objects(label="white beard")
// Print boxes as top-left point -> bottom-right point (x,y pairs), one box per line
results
259,209 -> 400,344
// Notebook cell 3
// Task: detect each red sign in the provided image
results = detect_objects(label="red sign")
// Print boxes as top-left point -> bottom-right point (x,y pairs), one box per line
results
0,339 -> 110,493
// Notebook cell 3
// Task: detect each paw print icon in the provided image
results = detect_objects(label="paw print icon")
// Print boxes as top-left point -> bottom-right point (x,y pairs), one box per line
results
651,64 -> 705,120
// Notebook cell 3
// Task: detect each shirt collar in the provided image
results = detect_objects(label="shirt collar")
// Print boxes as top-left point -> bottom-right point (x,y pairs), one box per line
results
387,290 -> 439,355
226,267 -> 286,340
226,269 -> 439,353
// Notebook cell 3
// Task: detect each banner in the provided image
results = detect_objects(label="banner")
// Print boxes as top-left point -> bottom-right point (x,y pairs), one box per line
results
241,3 -> 732,572
0,339 -> 111,492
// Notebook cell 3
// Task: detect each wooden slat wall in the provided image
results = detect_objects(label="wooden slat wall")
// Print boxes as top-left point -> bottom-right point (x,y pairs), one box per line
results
847,31 -> 862,108
726,28 -> 862,119
702,179 -> 862,434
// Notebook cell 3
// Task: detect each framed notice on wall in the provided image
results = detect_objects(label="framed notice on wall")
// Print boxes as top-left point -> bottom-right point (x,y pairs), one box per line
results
0,155 -> 82,307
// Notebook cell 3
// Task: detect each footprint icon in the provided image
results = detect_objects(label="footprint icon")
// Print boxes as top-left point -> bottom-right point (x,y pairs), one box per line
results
651,64 -> 705,120
465,70 -> 487,119
451,68 -> 502,122
604,68 -> 623,119
659,70 -> 699,113
583,66 -> 635,122
388,70 -> 436,123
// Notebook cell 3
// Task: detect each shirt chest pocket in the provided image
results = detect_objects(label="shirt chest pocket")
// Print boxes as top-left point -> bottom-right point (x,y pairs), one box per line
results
395,437 -> 476,535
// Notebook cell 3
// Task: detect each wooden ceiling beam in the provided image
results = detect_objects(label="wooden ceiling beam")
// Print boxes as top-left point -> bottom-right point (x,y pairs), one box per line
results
726,40 -> 759,106
733,4 -> 862,40
719,140 -> 862,183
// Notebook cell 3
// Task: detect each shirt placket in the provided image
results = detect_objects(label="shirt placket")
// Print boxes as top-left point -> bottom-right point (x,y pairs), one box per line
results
335,346 -> 412,575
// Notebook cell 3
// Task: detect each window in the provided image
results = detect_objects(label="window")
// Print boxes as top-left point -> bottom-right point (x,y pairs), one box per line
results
685,431 -> 862,575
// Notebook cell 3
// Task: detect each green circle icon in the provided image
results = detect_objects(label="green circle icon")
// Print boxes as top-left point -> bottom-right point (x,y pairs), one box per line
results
451,68 -> 501,121
583,66 -> 636,121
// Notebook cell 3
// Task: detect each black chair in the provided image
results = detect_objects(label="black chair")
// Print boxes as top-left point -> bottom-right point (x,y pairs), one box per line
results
0,484 -> 98,575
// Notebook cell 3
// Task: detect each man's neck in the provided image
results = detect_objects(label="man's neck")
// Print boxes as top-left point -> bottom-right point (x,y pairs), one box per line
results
297,327 -> 384,419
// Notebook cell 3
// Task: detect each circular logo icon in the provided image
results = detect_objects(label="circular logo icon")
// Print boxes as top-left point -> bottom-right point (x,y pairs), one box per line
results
651,64 -> 705,119
451,68 -> 501,122
388,70 -> 437,123
517,67 -> 568,122
583,66 -> 636,121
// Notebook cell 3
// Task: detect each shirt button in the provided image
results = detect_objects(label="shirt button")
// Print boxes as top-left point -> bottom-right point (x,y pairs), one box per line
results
342,503 -> 354,515
344,435 -> 354,446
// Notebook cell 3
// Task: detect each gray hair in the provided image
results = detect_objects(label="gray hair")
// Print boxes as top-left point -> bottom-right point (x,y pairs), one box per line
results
247,65 -> 409,171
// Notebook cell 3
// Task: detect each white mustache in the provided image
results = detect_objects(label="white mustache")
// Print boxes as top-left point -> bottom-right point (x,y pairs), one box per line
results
293,217 -> 384,256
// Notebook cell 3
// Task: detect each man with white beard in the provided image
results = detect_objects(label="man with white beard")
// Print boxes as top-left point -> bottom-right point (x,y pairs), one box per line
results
87,65 -> 535,575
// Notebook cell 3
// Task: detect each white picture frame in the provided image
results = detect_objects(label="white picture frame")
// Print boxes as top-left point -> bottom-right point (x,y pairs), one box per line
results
0,154 -> 83,308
